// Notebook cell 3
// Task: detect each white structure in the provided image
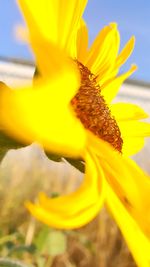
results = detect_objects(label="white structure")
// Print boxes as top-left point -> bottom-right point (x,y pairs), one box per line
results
0,57 -> 34,87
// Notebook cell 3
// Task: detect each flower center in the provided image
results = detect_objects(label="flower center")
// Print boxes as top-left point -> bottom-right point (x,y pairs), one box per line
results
71,61 -> 123,152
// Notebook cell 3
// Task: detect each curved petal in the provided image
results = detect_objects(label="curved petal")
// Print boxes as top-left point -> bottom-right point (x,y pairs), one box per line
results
117,118 -> 150,156
0,64 -> 86,158
122,136 -> 145,156
97,36 -> 135,85
18,0 -> 87,57
110,103 -> 149,121
76,19 -> 89,63
85,23 -> 120,78
87,131 -> 150,237
101,65 -> 137,103
106,183 -> 150,267
116,36 -> 135,68
26,150 -> 105,229
118,121 -> 150,138
112,107 -> 150,156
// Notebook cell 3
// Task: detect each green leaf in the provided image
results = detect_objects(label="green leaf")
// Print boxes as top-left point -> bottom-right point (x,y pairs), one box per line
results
35,227 -> 67,256
34,226 -> 50,253
7,245 -> 36,257
46,152 -> 85,172
36,257 -> 46,267
45,152 -> 62,162
0,258 -> 32,267
33,67 -> 39,78
64,158 -> 85,173
51,192 -> 60,198
0,234 -> 17,246
0,131 -> 25,162
43,230 -> 67,256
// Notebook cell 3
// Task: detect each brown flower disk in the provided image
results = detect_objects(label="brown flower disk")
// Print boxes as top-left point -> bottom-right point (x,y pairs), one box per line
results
71,61 -> 123,152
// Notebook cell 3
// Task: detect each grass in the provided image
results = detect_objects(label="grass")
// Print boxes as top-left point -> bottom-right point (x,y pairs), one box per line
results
0,144 -> 137,267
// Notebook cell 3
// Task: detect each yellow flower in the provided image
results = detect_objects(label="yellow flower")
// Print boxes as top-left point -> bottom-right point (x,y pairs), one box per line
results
0,1 -> 150,266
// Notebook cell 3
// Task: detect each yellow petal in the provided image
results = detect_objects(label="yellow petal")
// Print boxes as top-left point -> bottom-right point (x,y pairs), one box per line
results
118,121 -> 150,137
31,40 -> 76,79
0,64 -> 86,158
26,150 -> 105,229
85,23 -> 120,77
116,36 -> 135,68
106,183 -> 150,267
117,120 -> 150,155
103,155 -> 150,238
101,64 -> 137,103
122,137 -> 145,156
76,19 -> 88,63
26,197 -> 103,229
110,103 -> 149,121
97,36 -> 135,85
38,151 -> 104,214
18,0 -> 87,57
87,131 -> 150,230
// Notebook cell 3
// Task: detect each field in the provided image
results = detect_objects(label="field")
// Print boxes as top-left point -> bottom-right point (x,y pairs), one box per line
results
0,143 -> 143,267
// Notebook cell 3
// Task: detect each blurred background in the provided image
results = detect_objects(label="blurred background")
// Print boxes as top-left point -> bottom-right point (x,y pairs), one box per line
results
0,1 -> 150,267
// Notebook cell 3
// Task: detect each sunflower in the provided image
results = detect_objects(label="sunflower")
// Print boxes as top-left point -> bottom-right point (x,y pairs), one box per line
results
0,1 -> 150,266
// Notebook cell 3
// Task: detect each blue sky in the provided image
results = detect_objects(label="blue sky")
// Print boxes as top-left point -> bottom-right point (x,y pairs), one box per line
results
0,0 -> 150,82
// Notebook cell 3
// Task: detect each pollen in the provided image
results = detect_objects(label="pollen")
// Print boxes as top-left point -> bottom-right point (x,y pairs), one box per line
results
71,61 -> 123,152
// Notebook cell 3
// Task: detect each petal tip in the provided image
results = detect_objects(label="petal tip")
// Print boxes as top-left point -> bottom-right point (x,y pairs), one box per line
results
109,22 -> 118,30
